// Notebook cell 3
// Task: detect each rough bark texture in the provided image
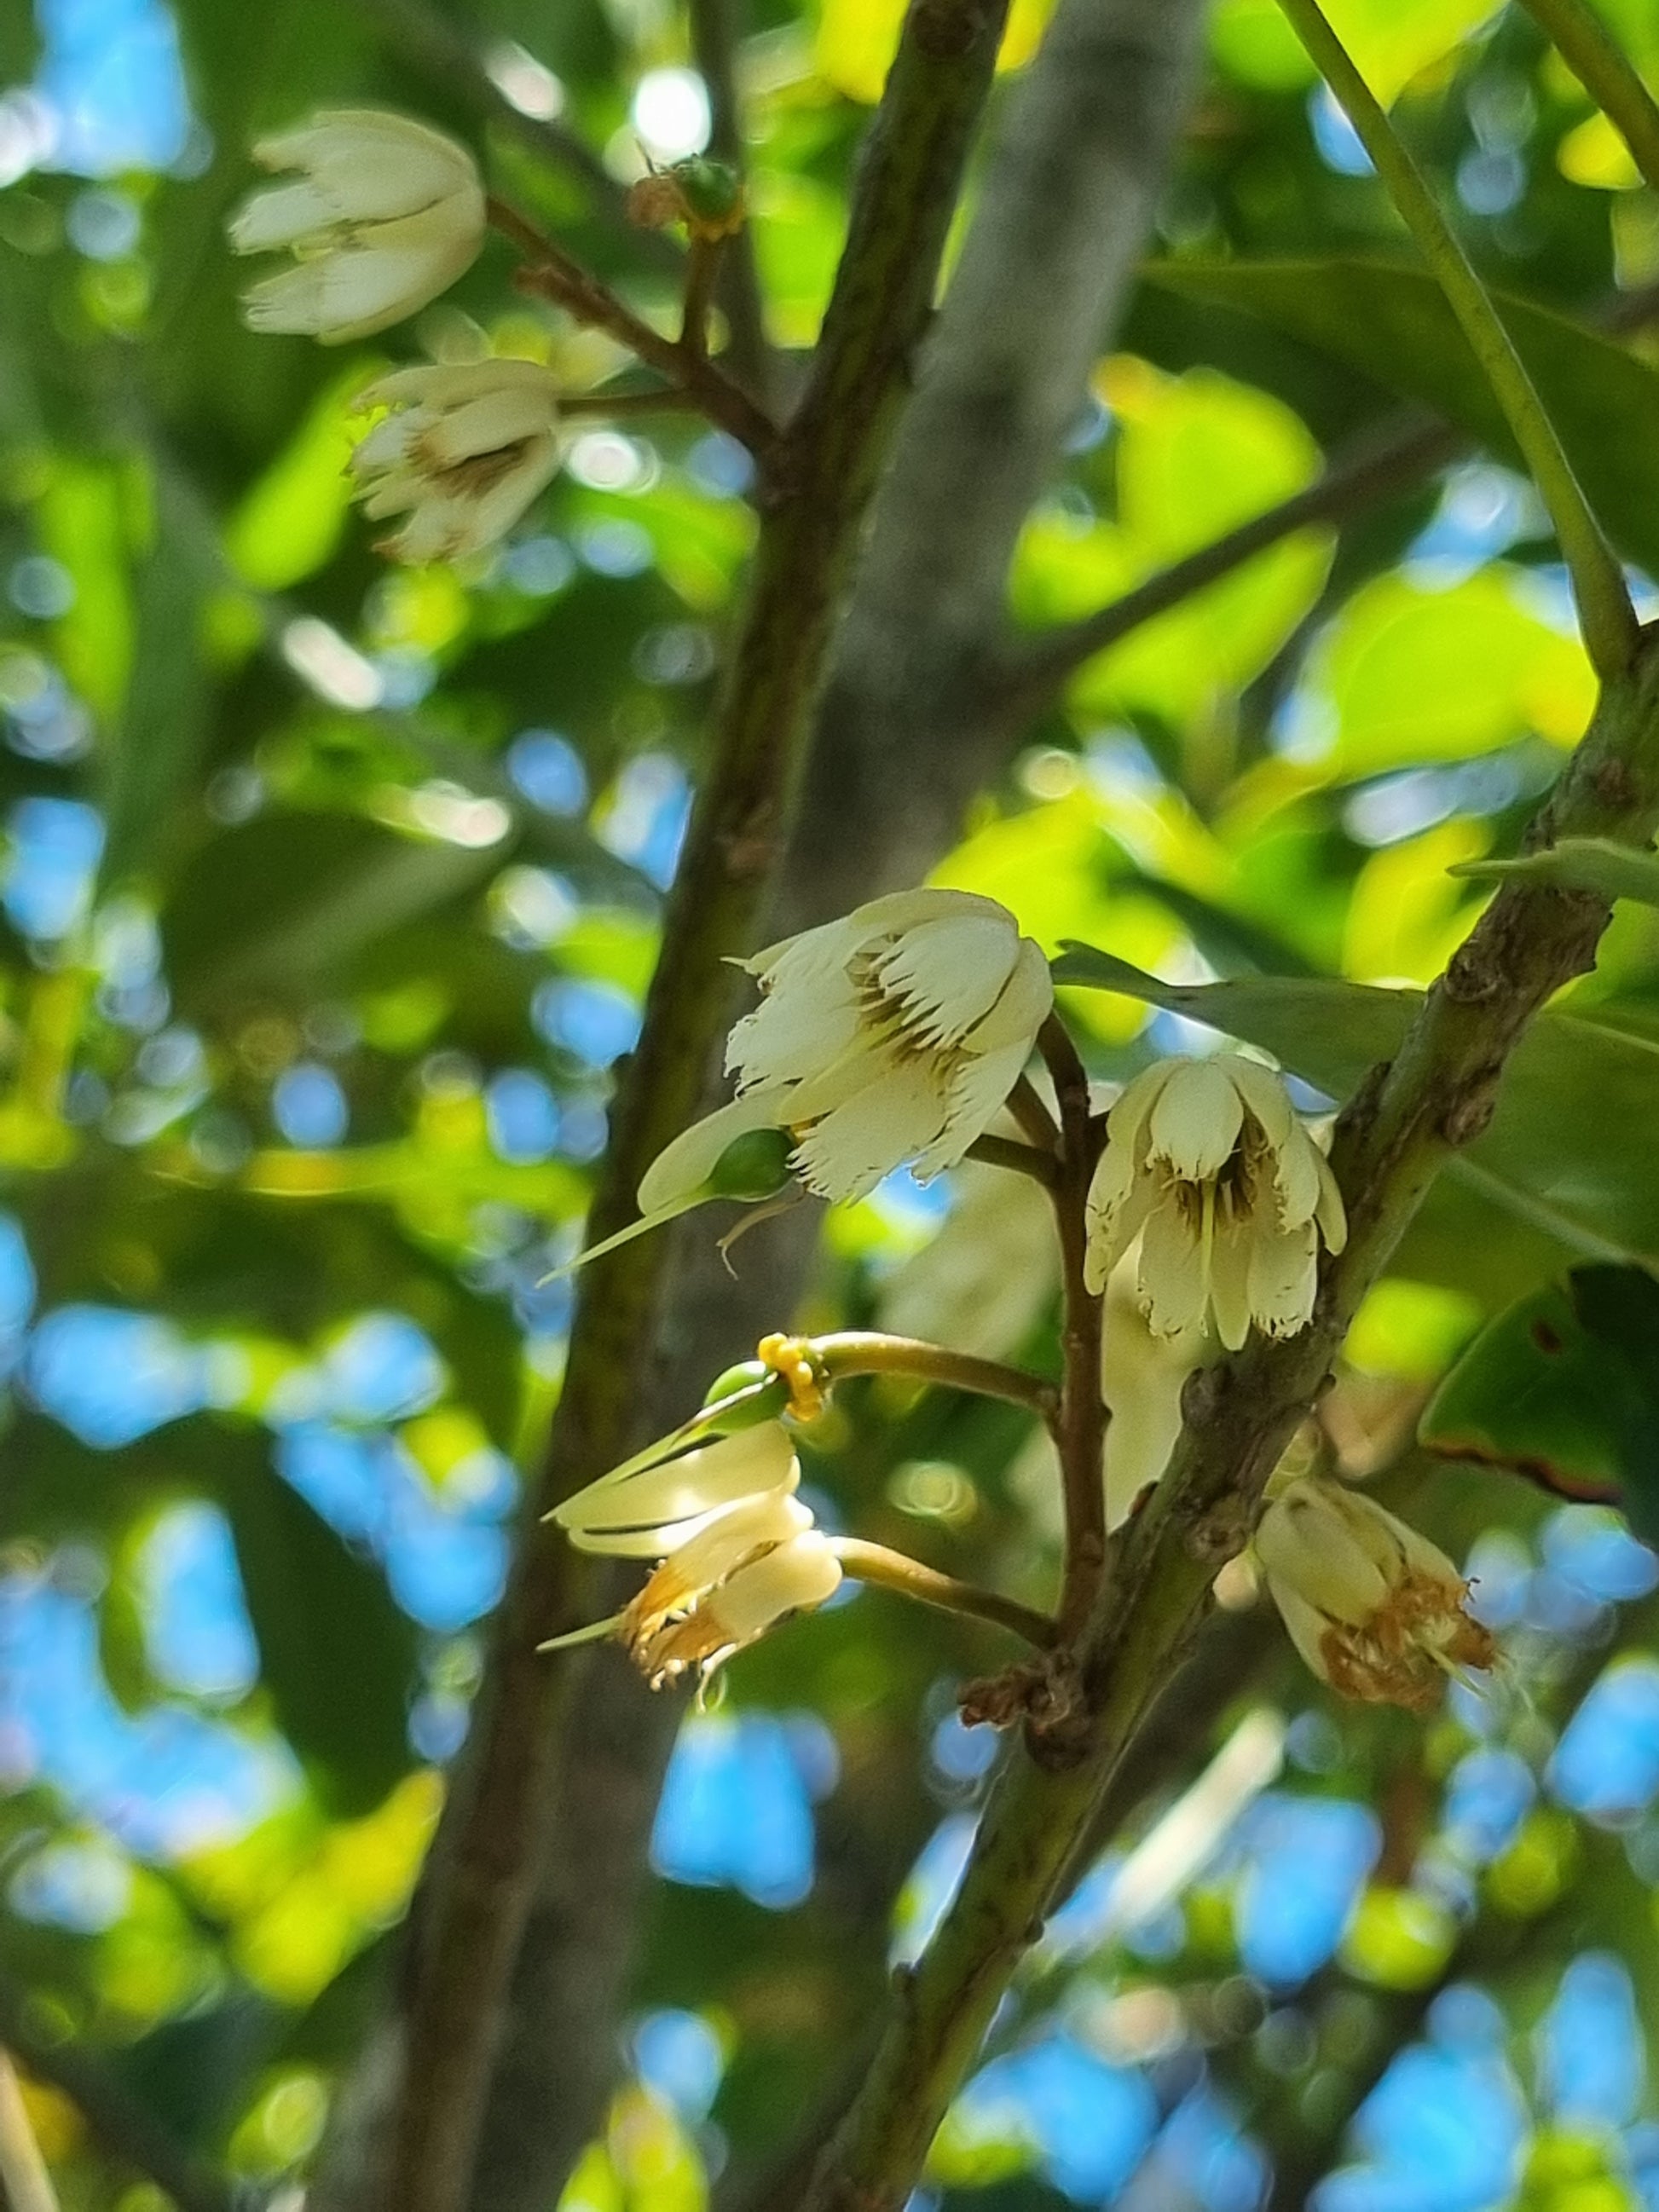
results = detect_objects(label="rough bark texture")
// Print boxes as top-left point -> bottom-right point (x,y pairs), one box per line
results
789,0 -> 1211,923
796,637 -> 1659,2212
317,9 -> 1014,2212
454,2 -> 1213,2202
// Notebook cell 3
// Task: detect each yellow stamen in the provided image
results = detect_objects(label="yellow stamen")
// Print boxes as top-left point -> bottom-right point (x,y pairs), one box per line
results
756,1331 -> 826,1422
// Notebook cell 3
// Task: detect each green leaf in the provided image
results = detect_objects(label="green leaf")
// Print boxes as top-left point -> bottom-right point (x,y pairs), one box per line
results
1307,568 -> 1593,776
1012,362 -> 1332,729
1211,0 -> 1500,101
1052,949 -> 1659,1278
161,811 -> 508,1007
1147,259 -> 1659,583
223,360 -> 376,592
97,463 -> 220,888
1420,1267 -> 1659,1539
223,1442 -> 421,1819
1453,835 -> 1659,906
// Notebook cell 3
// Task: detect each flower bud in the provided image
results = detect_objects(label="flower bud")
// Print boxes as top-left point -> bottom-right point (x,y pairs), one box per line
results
1254,1476 -> 1495,1712
228,109 -> 486,343
627,157 -> 745,241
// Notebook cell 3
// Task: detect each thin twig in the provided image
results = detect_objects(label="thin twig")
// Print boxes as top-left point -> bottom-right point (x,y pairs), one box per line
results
688,0 -> 773,399
965,1131 -> 1061,1187
487,198 -> 778,455
1277,0 -> 1639,683
1516,0 -> 1659,194
814,1330 -> 1058,1423
998,414 -> 1457,713
831,1539 -> 1059,1649
1037,1013 -> 1107,1636
1008,1071 -> 1061,1152
680,236 -> 725,358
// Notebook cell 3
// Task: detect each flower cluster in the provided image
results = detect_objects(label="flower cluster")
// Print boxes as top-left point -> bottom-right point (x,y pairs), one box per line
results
640,889 -> 1053,1210
548,1424 -> 841,1688
230,109 -> 565,565
1084,1053 -> 1347,1349
1254,1476 -> 1495,1712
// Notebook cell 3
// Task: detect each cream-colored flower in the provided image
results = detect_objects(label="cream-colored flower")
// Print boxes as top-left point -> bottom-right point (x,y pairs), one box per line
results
1101,1243 -> 1207,1529
1084,1054 -> 1346,1349
350,362 -> 563,563
549,1422 -> 841,1686
1254,1476 -> 1494,1713
228,110 -> 486,343
640,890 -> 1053,1210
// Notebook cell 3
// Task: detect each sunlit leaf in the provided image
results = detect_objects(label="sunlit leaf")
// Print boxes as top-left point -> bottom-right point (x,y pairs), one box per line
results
1148,260 -> 1659,582
1421,1267 -> 1659,1537
1211,0 -> 1500,101
1309,569 -> 1594,776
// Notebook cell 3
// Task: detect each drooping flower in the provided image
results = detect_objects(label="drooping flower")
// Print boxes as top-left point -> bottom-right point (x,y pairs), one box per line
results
1254,1476 -> 1495,1712
1101,1243 -> 1207,1529
546,1422 -> 841,1686
639,890 -> 1053,1210
228,109 -> 486,343
349,362 -> 563,563
1084,1054 -> 1346,1349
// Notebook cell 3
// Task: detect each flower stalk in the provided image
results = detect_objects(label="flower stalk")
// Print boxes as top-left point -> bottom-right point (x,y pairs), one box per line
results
812,1331 -> 1059,1425
831,1539 -> 1059,1651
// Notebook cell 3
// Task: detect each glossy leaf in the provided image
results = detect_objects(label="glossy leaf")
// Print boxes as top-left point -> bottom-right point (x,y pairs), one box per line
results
1148,260 -> 1659,580
1420,1268 -> 1659,1539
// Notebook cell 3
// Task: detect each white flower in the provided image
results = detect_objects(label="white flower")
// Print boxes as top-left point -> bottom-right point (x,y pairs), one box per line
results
228,109 -> 486,343
549,1422 -> 841,1686
1101,1243 -> 1207,1529
1084,1054 -> 1346,1349
350,362 -> 563,563
1254,1476 -> 1495,1712
640,890 -> 1053,1210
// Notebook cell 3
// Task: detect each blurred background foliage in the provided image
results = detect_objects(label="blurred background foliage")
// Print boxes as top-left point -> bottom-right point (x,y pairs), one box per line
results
2,0 -> 1659,2206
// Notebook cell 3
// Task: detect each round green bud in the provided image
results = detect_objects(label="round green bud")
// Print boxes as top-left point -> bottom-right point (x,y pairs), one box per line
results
673,156 -> 743,226
708,1125 -> 793,1201
697,1362 -> 788,1431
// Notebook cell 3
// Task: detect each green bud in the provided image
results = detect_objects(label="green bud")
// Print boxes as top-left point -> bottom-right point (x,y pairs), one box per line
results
708,1125 -> 793,1201
697,1362 -> 788,1431
673,156 -> 743,226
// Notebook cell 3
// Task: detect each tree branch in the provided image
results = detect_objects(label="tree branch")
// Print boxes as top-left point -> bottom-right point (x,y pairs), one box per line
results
364,10 -> 1014,2212
796,626 -> 1659,2212
783,0 -> 1211,927
996,414 -> 1457,718
688,0 -> 774,400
